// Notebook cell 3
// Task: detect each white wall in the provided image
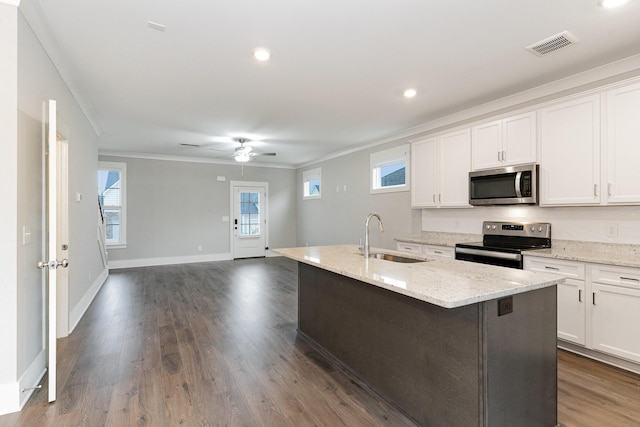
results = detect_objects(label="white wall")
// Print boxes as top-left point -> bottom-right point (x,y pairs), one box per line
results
0,7 -> 107,415
0,3 -> 19,415
296,140 -> 421,250
99,155 -> 297,267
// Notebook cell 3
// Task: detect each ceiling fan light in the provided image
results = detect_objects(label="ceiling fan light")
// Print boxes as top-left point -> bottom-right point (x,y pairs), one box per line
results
235,153 -> 250,162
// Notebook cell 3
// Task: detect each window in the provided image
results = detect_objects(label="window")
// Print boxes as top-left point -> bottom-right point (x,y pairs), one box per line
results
239,191 -> 261,236
98,161 -> 126,247
303,167 -> 322,199
370,144 -> 410,194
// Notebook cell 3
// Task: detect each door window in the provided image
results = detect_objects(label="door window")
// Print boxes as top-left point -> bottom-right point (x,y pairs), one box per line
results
239,191 -> 261,236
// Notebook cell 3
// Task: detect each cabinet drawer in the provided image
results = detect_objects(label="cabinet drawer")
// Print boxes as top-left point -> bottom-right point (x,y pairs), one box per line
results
523,256 -> 585,280
591,264 -> 640,289
396,242 -> 423,255
424,245 -> 454,259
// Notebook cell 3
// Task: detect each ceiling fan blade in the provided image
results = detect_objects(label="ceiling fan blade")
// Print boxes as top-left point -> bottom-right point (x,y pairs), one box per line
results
251,152 -> 277,157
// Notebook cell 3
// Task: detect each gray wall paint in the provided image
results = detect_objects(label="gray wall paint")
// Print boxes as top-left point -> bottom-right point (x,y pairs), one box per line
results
99,156 -> 297,261
296,140 -> 421,250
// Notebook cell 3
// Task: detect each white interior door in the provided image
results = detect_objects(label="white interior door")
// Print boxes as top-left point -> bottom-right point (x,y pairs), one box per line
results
38,100 -> 68,403
56,139 -> 69,338
231,182 -> 268,259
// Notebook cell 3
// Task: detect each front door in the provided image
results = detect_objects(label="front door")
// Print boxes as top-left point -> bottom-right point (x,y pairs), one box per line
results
231,182 -> 268,259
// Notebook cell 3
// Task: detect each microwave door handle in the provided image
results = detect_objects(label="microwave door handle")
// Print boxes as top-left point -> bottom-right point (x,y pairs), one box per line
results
514,171 -> 523,198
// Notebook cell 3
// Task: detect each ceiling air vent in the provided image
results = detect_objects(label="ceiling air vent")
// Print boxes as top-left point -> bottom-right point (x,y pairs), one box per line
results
526,31 -> 578,57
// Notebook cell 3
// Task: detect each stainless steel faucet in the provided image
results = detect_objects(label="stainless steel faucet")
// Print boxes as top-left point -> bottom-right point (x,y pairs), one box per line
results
364,213 -> 384,258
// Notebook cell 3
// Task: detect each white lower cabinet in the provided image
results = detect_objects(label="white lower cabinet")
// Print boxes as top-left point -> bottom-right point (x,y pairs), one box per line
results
525,256 -> 640,366
423,245 -> 454,259
396,242 -> 454,259
591,265 -> 640,363
395,241 -> 423,255
524,257 -> 586,346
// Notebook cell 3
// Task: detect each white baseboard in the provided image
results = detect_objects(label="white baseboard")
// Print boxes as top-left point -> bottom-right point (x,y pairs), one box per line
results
0,381 -> 19,416
0,347 -> 46,415
69,268 -> 109,334
108,253 -> 233,270
558,341 -> 640,375
18,348 -> 46,409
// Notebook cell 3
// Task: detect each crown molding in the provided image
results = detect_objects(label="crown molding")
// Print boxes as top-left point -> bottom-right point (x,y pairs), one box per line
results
98,150 -> 296,169
19,0 -> 103,136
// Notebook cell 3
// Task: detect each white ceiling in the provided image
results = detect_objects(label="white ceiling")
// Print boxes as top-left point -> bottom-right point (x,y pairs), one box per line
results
22,0 -> 640,167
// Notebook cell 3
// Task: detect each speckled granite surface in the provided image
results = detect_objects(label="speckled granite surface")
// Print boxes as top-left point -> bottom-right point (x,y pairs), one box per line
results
397,234 -> 640,268
274,245 -> 563,309
525,240 -> 640,268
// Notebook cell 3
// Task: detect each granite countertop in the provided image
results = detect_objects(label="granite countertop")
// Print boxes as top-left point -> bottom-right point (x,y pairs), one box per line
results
524,240 -> 640,268
396,234 -> 640,269
273,245 -> 563,309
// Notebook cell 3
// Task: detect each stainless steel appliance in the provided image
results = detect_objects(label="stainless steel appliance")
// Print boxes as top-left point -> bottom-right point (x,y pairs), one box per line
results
469,163 -> 538,206
455,221 -> 551,269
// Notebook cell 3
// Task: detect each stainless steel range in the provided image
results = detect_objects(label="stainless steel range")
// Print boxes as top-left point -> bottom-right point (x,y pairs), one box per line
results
455,221 -> 551,269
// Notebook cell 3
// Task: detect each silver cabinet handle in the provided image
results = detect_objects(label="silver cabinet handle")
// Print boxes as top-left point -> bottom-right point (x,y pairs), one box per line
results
434,250 -> 442,254
620,276 -> 640,282
502,151 -> 506,162
578,289 -> 582,302
592,292 -> 596,305
594,184 -> 599,197
608,183 -> 612,196
544,266 -> 560,271
498,151 -> 502,161
438,194 -> 442,203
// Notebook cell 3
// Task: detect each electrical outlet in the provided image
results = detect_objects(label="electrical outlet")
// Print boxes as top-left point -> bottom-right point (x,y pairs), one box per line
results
498,297 -> 513,316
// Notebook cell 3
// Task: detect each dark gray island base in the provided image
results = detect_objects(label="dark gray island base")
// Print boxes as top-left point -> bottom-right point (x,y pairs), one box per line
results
297,263 -> 557,427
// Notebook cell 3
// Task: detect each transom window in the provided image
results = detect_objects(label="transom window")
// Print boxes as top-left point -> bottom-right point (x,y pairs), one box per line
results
303,167 -> 322,199
370,144 -> 410,194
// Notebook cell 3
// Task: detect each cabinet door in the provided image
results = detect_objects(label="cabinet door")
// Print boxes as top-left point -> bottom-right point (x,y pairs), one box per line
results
557,278 -> 586,346
424,245 -> 454,259
503,111 -> 536,166
439,129 -> 471,207
411,138 -> 438,208
539,95 -> 601,206
472,120 -> 501,170
591,282 -> 640,363
605,83 -> 640,204
396,241 -> 423,255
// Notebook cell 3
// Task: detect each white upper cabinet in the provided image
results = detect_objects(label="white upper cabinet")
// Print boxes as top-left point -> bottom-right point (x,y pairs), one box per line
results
411,129 -> 471,208
604,82 -> 640,204
539,94 -> 601,206
471,111 -> 536,170
411,137 -> 438,208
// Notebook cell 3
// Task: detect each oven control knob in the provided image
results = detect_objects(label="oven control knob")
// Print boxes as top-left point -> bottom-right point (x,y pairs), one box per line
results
530,226 -> 535,232
491,225 -> 496,230
486,225 -> 491,230
538,226 -> 543,232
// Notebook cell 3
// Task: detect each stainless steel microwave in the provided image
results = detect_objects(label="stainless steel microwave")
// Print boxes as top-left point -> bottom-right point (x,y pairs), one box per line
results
469,164 -> 538,206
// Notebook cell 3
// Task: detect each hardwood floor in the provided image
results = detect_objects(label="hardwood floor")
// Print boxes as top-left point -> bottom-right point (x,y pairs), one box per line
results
1,257 -> 639,426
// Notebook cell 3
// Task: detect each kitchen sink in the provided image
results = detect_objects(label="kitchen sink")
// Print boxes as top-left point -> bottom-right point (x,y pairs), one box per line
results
371,253 -> 427,263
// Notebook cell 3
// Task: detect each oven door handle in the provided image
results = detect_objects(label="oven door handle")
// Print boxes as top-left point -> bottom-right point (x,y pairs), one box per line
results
455,247 -> 522,261
514,171 -> 523,198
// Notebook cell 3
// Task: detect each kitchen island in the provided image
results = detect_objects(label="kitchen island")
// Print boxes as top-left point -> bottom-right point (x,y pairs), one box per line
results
274,245 -> 565,427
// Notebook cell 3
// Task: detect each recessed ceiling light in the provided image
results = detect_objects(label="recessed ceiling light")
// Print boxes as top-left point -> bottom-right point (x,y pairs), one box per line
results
253,48 -> 272,61
403,88 -> 417,98
598,0 -> 629,8
147,21 -> 166,32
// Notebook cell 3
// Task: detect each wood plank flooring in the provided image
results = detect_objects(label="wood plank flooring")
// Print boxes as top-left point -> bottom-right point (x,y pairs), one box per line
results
1,257 -> 639,426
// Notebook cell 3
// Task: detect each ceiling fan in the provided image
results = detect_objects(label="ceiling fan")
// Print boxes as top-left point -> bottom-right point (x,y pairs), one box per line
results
211,138 -> 277,162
